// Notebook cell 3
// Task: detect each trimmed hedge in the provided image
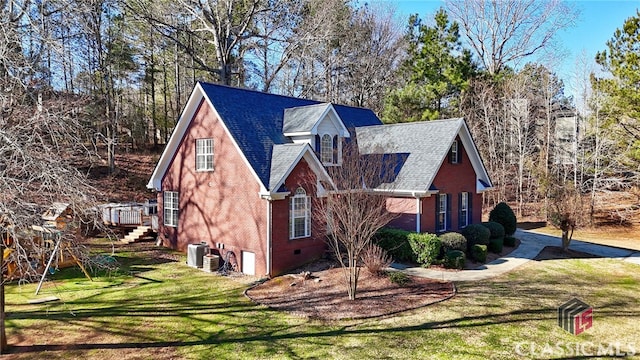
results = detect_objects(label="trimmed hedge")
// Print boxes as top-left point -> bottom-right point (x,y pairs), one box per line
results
408,233 -> 441,266
471,244 -> 487,263
444,250 -> 466,269
462,223 -> 490,250
439,232 -> 467,255
488,237 -> 504,253
482,221 -> 505,241
374,228 -> 414,262
489,202 -> 517,236
504,236 -> 517,247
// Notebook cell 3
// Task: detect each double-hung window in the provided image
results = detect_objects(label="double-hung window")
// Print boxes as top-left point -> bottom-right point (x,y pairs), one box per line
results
321,134 -> 333,164
459,192 -> 469,228
196,138 -> 214,171
290,187 -> 311,239
437,193 -> 449,232
164,191 -> 179,227
450,140 -> 459,164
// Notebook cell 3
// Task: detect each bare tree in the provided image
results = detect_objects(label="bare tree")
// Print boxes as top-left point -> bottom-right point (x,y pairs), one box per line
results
446,0 -> 578,75
0,0 -> 108,351
310,143 -> 398,300
543,176 -> 585,251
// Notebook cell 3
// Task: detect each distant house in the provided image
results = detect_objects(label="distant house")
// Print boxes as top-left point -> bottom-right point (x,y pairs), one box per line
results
147,82 -> 492,277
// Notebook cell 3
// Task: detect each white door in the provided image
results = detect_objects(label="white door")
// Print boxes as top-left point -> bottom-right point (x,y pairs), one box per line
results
242,251 -> 256,275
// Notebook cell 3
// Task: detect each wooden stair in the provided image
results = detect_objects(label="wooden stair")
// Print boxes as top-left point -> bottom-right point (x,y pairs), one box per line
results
121,225 -> 153,244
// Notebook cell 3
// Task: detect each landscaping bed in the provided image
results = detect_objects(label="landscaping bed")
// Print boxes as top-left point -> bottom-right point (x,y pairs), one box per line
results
246,263 -> 455,320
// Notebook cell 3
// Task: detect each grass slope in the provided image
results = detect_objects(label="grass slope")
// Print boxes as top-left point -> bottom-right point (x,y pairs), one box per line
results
4,243 -> 639,359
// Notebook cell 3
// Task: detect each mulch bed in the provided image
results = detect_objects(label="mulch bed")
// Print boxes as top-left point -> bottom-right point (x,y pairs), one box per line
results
246,264 -> 455,320
534,246 -> 598,261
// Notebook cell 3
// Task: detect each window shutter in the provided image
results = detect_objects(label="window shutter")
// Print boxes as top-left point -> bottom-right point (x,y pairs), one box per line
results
446,194 -> 452,231
458,142 -> 463,164
333,135 -> 338,164
468,193 -> 473,224
315,135 -> 321,154
289,196 -> 293,238
448,147 -> 453,164
458,193 -> 463,229
435,196 -> 440,233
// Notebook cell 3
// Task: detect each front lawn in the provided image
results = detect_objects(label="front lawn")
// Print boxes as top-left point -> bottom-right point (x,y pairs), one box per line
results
4,240 -> 639,359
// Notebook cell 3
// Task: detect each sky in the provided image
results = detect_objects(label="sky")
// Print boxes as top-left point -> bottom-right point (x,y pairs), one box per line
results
370,0 -> 640,100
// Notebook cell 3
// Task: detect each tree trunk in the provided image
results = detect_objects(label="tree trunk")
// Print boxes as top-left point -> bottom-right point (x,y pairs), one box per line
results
1,243 -> 7,353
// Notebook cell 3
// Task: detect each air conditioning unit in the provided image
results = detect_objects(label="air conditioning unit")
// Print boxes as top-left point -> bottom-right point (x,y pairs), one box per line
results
202,254 -> 220,272
187,242 -> 209,268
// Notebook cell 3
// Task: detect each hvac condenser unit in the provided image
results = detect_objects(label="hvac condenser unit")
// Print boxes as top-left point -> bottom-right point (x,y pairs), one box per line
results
202,254 -> 220,272
187,243 -> 209,268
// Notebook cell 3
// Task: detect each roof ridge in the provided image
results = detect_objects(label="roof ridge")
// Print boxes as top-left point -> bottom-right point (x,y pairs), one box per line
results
274,143 -> 307,147
285,103 -> 331,110
198,81 -> 322,104
198,81 -> 380,112
364,118 -> 463,129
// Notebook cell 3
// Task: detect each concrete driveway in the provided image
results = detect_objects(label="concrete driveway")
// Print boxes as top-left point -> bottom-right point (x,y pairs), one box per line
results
391,229 -> 640,281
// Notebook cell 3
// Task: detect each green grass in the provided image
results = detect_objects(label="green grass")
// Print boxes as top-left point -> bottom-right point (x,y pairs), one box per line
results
4,243 -> 640,359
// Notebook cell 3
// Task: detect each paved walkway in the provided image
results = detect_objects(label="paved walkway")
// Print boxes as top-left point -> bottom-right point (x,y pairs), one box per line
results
391,229 -> 640,281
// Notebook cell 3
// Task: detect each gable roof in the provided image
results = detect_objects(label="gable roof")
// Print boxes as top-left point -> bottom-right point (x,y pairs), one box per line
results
283,103 -> 350,137
356,118 -> 492,194
147,82 -> 382,191
269,143 -> 334,192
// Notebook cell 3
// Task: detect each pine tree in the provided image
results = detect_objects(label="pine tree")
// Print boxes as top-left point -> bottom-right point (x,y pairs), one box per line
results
382,9 -> 474,123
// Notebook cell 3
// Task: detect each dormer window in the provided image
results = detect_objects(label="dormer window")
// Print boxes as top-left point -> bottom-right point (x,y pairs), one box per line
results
321,134 -> 333,164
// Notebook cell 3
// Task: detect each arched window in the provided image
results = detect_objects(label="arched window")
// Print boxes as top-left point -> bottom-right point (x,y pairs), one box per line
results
290,187 -> 311,238
321,134 -> 333,164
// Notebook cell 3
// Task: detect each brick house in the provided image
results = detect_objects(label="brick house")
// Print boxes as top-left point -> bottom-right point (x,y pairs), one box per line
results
147,82 -> 492,277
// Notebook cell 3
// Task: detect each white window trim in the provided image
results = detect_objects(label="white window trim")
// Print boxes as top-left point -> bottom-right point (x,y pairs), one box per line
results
438,194 -> 447,232
163,191 -> 179,227
290,187 -> 311,239
460,192 -> 469,228
320,134 -> 333,165
451,140 -> 459,164
195,138 -> 214,171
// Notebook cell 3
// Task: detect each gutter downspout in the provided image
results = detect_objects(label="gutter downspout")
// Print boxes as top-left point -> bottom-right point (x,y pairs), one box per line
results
415,196 -> 422,233
266,198 -> 272,277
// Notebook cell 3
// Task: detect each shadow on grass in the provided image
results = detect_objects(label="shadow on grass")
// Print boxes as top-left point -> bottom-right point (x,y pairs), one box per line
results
6,307 -> 555,353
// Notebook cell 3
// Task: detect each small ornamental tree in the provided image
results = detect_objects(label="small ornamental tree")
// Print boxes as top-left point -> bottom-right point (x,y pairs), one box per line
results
546,181 -> 585,252
312,143 -> 400,300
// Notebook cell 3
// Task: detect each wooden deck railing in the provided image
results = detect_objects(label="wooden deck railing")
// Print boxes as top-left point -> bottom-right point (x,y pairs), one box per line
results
118,210 -> 142,225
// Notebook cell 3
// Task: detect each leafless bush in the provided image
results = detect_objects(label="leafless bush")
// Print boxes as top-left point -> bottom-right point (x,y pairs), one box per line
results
361,243 -> 392,276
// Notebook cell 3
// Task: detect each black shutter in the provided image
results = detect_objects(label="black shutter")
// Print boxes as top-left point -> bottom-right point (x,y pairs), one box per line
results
315,134 -> 321,154
458,193 -> 463,229
333,135 -> 338,164
288,196 -> 292,239
446,194 -> 452,231
468,193 -> 473,225
458,140 -> 463,164
448,145 -> 453,163
435,195 -> 440,233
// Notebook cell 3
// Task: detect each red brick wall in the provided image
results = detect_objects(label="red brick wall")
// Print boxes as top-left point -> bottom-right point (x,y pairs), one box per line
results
422,136 -> 481,232
158,99 -> 268,276
270,158 -> 327,275
385,136 -> 482,234
386,198 -> 417,231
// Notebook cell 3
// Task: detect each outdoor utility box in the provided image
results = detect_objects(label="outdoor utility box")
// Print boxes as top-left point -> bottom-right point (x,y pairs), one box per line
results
202,254 -> 220,272
187,243 -> 209,268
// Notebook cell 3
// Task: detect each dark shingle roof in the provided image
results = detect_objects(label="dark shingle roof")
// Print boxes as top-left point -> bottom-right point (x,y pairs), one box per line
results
199,82 -> 382,190
356,118 -> 464,191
